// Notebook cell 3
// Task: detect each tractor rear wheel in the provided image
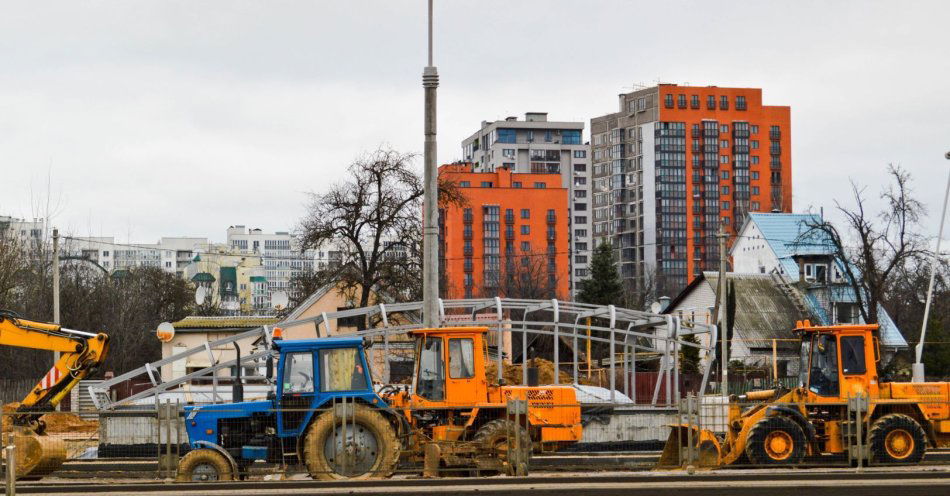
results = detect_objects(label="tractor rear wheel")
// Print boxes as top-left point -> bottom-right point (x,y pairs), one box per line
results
303,404 -> 400,481
744,416 -> 806,466
176,448 -> 233,482
473,419 -> 532,476
868,414 -> 926,464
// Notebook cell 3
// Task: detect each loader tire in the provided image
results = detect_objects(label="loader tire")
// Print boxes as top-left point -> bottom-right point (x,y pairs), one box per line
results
868,414 -> 926,464
303,403 -> 399,481
473,419 -> 532,476
176,448 -> 233,482
745,416 -> 806,466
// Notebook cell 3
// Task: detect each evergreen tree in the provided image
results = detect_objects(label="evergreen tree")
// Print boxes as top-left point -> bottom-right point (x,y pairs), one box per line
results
577,242 -> 623,305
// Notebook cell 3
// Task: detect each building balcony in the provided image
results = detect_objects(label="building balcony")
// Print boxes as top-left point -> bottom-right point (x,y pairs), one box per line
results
770,130 -> 782,140
733,130 -> 750,138
463,230 -> 473,240
463,213 -> 473,224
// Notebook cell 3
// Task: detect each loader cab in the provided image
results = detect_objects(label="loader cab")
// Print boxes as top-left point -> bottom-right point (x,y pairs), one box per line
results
273,337 -> 376,437
410,327 -> 488,406
796,321 -> 880,400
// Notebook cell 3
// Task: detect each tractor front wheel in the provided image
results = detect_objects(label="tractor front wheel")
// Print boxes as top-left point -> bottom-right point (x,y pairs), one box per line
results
176,448 -> 234,482
303,404 -> 400,481
868,414 -> 926,464
473,419 -> 532,476
744,416 -> 806,466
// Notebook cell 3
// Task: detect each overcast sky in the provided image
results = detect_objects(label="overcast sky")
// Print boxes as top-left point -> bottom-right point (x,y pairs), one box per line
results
2,1 -> 948,244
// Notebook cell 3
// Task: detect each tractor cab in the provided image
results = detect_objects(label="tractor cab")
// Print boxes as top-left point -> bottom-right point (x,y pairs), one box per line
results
408,327 -> 489,407
794,320 -> 880,400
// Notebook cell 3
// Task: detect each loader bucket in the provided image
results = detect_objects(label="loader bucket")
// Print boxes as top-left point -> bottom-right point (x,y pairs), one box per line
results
9,426 -> 66,480
657,424 -> 722,469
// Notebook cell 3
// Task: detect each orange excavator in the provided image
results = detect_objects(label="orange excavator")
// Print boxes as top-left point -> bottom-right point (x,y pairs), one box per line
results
0,311 -> 109,480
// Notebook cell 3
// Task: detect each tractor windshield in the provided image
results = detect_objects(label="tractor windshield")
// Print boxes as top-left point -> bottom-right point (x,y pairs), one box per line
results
415,336 -> 445,400
807,334 -> 839,396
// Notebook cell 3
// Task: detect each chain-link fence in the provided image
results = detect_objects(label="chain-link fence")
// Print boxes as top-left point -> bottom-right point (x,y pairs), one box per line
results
3,396 -> 949,484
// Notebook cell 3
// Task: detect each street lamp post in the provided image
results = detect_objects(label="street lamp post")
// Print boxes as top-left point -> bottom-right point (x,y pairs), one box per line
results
912,151 -> 950,382
422,0 -> 440,328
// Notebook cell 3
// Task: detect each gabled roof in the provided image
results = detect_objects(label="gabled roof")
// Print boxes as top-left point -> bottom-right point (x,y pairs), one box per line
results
736,213 -> 833,278
283,282 -> 337,322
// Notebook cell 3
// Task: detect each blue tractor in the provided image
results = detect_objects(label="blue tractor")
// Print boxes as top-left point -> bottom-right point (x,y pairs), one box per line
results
176,335 -> 403,482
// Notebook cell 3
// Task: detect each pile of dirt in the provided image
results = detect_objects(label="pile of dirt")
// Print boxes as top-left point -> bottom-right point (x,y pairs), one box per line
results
485,358 -> 575,385
3,402 -> 99,434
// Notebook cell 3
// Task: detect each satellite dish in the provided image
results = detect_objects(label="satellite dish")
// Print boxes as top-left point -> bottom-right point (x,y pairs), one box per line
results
195,286 -> 208,305
156,322 -> 175,343
272,291 -> 289,310
650,301 -> 662,314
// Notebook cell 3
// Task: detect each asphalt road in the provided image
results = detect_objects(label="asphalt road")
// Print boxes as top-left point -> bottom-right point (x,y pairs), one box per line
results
12,469 -> 950,496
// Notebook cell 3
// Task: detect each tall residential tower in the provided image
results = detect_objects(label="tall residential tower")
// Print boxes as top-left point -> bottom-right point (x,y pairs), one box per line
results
590,84 -> 791,298
461,113 -> 591,296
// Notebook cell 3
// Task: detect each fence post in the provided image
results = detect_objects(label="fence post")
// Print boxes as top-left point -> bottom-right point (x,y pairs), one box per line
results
4,444 -> 15,496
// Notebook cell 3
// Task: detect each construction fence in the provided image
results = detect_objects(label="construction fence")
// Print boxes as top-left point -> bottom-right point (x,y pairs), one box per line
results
3,398 -> 950,482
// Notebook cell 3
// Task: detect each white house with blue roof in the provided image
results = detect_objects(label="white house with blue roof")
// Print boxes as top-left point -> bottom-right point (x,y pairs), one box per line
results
731,212 -> 907,353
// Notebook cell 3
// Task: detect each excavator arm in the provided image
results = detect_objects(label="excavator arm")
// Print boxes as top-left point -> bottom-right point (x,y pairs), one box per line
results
0,311 -> 109,479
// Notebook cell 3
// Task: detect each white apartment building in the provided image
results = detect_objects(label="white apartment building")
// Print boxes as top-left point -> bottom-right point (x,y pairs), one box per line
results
0,216 -> 46,245
460,113 -> 592,297
64,236 -> 210,276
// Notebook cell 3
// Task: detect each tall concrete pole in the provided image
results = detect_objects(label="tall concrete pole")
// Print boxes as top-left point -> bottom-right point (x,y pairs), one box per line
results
422,0 -> 440,328
717,225 -> 729,397
912,152 -> 950,382
52,228 -> 61,410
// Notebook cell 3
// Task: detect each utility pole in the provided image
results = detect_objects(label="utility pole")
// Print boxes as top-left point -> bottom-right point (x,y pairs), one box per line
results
716,225 -> 729,397
913,151 -> 950,381
52,228 -> 61,411
421,0 -> 440,328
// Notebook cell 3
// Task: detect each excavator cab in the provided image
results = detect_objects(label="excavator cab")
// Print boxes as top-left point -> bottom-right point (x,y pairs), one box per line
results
796,321 -> 879,400
410,327 -> 487,407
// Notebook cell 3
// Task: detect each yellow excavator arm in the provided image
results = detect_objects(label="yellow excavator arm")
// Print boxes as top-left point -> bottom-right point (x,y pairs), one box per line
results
0,311 -> 109,480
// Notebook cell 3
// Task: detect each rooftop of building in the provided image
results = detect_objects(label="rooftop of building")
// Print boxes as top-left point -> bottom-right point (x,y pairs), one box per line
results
168,315 -> 280,332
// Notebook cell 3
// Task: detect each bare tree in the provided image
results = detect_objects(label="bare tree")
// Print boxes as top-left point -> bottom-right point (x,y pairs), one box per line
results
296,147 -> 464,309
491,251 -> 560,299
802,165 -> 925,324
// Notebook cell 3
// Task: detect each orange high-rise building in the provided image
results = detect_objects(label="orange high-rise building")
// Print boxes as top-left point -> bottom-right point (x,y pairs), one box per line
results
439,164 -> 570,300
591,84 -> 791,297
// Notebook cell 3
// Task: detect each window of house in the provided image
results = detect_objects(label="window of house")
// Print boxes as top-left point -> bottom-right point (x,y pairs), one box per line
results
460,181 -> 470,187
574,163 -> 587,171
521,225 -> 530,235
720,124 -> 729,133
751,140 -> 759,149
574,190 -> 587,198
751,171 -> 760,180
720,95 -> 729,110
752,186 -> 760,195
521,241 -> 530,252
521,209 -> 530,219
576,242 -> 588,251
736,95 -> 747,110
575,229 -> 587,238
751,125 -> 759,134
502,148 -> 515,158
480,181 -> 493,188
664,94 -> 674,108
720,155 -> 729,164
751,201 -> 761,210
690,95 -> 699,108
707,95 -> 716,109
751,156 -> 760,165
721,170 -> 730,179
574,202 -> 587,211
721,185 -> 730,195
573,150 -> 587,158
677,94 -> 686,108
513,182 -> 522,188
722,201 -> 730,210
534,182 -> 546,189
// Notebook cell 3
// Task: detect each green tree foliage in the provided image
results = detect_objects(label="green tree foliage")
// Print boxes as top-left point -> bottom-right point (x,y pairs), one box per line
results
577,242 -> 623,306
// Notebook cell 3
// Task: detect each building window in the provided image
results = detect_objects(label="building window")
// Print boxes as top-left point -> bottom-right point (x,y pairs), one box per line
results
720,139 -> 729,147
563,130 -> 582,144
502,148 -> 515,158
721,216 -> 730,225
690,95 -> 699,108
752,186 -> 760,195
707,95 -> 716,109
573,202 -> 587,211
722,201 -> 730,210
721,170 -> 730,179
574,164 -> 587,173
664,94 -> 674,108
534,182 -> 546,189
480,181 -> 493,188
574,190 -> 587,198
574,229 -> 587,238
721,185 -> 730,195
513,181 -> 522,188
720,124 -> 729,133
736,95 -> 747,110
720,155 -> 729,164
575,242 -> 588,251
575,255 -> 588,264
460,181 -> 470,187
751,140 -> 759,149
751,125 -> 759,134
574,177 -> 587,186
521,225 -> 530,235
719,95 -> 729,110
575,268 -> 588,277
521,241 -> 530,252
677,94 -> 686,108
751,171 -> 760,180
573,150 -> 587,158
574,215 -> 587,224
751,156 -> 760,165
751,201 -> 761,210
521,208 -> 530,219
497,128 -> 516,143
